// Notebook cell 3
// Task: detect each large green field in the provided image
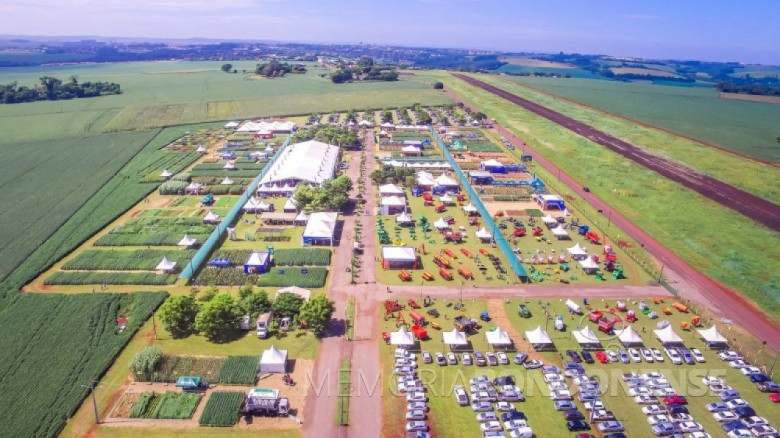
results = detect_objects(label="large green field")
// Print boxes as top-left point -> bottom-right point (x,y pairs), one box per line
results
0,61 -> 452,137
415,71 -> 780,318
499,75 -> 780,163
0,292 -> 166,438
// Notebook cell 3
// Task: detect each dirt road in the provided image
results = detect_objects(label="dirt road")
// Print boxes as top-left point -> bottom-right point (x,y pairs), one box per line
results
447,74 -> 780,352
452,74 -> 780,232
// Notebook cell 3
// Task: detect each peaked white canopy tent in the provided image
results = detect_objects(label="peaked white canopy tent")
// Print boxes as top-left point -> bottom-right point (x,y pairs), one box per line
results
485,329 -> 512,348
259,345 -> 288,374
615,326 -> 644,346
442,328 -> 468,349
390,327 -> 415,347
654,325 -> 684,345
525,326 -> 554,350
573,326 -> 601,348
697,326 -> 728,347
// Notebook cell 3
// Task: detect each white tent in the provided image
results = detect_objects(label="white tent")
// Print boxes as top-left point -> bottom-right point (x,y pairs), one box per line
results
654,325 -> 683,345
177,235 -> 197,247
243,197 -> 271,213
475,227 -> 492,243
203,210 -> 220,224
616,326 -> 644,346
402,145 -> 422,154
259,345 -> 288,374
525,326 -> 554,349
302,212 -> 338,246
223,162 -> 236,170
160,169 -> 172,178
567,243 -> 588,256
283,197 -> 297,212
485,329 -> 512,347
224,121 -> 240,129
381,196 -> 406,207
433,217 -> 449,230
551,225 -> 569,239
390,327 -> 415,347
435,173 -> 458,187
295,211 -> 310,223
155,257 -> 177,272
481,158 -> 504,168
196,145 -> 207,153
440,193 -> 454,204
442,329 -> 468,348
573,326 -> 601,346
578,257 -> 599,272
542,214 -> 558,225
186,181 -> 202,191
697,326 -> 728,345
259,140 -> 339,186
416,171 -> 435,186
379,184 -> 405,197
221,176 -> 234,185
462,203 -> 478,214
395,212 -> 413,224
275,286 -> 311,301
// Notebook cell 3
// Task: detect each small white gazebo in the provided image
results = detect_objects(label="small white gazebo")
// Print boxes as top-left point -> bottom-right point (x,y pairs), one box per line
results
155,257 -> 177,273
542,214 -> 558,225
395,212 -> 413,225
203,210 -> 220,224
433,217 -> 449,230
196,145 -> 207,153
525,326 -> 554,350
379,184 -> 405,197
475,227 -> 492,243
259,345 -> 288,374
462,203 -> 478,215
390,327 -> 415,347
160,169 -> 173,179
442,329 -> 468,349
485,329 -> 512,348
275,286 -> 312,301
567,243 -> 588,259
578,257 -> 599,274
697,326 -> 728,347
177,235 -> 197,247
573,326 -> 602,348
223,162 -> 236,170
551,225 -> 569,240
654,325 -> 684,345
220,176 -> 234,185
615,326 -> 644,346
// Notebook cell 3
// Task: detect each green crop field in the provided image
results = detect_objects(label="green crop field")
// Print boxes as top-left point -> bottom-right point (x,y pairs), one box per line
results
495,75 -> 780,164
44,271 -> 178,286
217,356 -> 259,385
0,124 -> 215,297
199,391 -> 245,427
62,249 -> 196,271
194,266 -> 328,288
0,292 -> 166,438
130,391 -> 201,419
422,71 -> 780,318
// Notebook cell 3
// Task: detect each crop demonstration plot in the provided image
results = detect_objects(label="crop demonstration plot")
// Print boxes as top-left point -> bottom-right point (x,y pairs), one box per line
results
199,392 -> 246,427
0,292 -> 166,438
130,391 -> 201,419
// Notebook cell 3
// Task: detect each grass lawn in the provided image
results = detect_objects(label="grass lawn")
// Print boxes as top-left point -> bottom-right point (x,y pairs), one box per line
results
501,298 -> 779,438
94,428 -> 300,438
337,359 -> 351,426
414,70 -> 780,319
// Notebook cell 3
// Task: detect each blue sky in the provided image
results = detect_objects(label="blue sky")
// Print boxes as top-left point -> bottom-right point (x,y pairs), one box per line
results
1,0 -> 778,64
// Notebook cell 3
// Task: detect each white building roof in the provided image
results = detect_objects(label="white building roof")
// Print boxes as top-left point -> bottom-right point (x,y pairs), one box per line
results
440,194 -> 454,204
186,181 -> 202,190
224,121 -> 240,128
283,197 -> 297,211
567,243 -> 588,256
245,251 -> 270,266
223,162 -> 236,170
551,225 -> 569,237
379,184 -> 405,196
177,235 -> 197,247
463,203 -> 478,213
616,326 -> 644,345
221,176 -> 234,185
697,326 -> 727,343
260,345 -> 288,373
390,327 -> 415,346
433,218 -> 449,230
155,257 -> 177,271
402,145 -> 421,153
435,173 -> 458,186
203,210 -> 220,222
395,212 -> 413,223
295,211 -> 310,222
275,286 -> 312,301
416,172 -> 435,186
381,196 -> 406,207
573,326 -> 601,345
381,246 -> 416,261
302,212 -> 338,239
196,146 -> 207,153
525,326 -> 553,345
237,120 -> 297,132
475,227 -> 492,240
539,194 -> 563,202
443,328 -> 468,346
485,329 -> 512,346
542,214 -> 558,224
160,169 -> 172,178
260,140 -> 340,186
481,159 -> 504,167
578,257 -> 599,270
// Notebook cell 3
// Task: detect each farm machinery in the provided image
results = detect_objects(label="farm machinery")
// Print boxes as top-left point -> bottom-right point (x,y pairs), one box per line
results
243,388 -> 289,417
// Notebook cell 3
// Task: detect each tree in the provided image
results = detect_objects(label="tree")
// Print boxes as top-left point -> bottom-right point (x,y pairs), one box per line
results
129,345 -> 162,381
299,293 -> 335,336
195,294 -> 242,342
198,284 -> 219,302
330,69 -> 353,84
239,290 -> 271,319
238,282 -> 254,300
433,81 -> 444,90
273,292 -> 305,320
221,63 -> 233,73
158,295 -> 199,338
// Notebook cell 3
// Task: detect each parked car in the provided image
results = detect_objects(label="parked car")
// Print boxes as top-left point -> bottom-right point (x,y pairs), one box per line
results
726,429 -> 752,438
581,350 -> 594,364
664,348 -> 683,365
733,406 -> 756,418
454,386 -> 468,406
750,425 -> 778,437
757,381 -> 780,392
722,420 -> 748,432
513,352 -> 528,365
634,394 -> 659,404
421,351 -> 432,363
503,419 -> 528,430
566,420 -> 591,431
770,393 -> 780,402
725,399 -> 749,410
486,352 -> 498,366
406,392 -> 427,402
407,402 -> 428,411
554,400 -> 576,411
406,410 -> 426,420
690,348 -> 706,362
728,360 -> 750,369
523,359 -> 542,369
406,421 -> 428,432
617,350 -> 630,364
475,351 -> 487,366
628,348 -> 642,363
650,422 -> 676,436
566,350 -> 582,363
640,348 -> 655,362
471,401 -> 492,412
493,376 -> 515,386
717,350 -> 742,361
480,421 -> 503,432
476,412 -> 499,423
435,352 -> 446,366
648,415 -> 670,425
446,352 -> 458,365
678,348 -> 695,365
462,352 -> 473,366
501,410 -> 526,422
748,373 -> 770,383
642,404 -> 666,415
606,350 -> 619,362
591,410 -> 616,421
598,421 -> 624,433
563,409 -> 585,421
669,412 -> 693,423
742,416 -> 768,428
495,401 -> 514,412
508,427 -> 533,438
594,351 -> 609,364
664,395 -> 687,405
496,352 -> 509,365
651,348 -> 665,362
720,389 -> 741,401
667,405 -> 688,415
714,412 -> 739,422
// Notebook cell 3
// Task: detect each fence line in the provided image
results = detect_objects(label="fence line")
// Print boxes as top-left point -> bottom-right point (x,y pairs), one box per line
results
179,135 -> 293,280
429,127 -> 528,281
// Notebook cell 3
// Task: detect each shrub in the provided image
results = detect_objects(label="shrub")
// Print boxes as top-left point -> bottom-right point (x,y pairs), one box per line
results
129,345 -> 163,381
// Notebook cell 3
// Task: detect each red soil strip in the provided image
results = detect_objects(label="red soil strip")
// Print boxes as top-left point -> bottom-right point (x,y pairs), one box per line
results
453,74 -> 780,231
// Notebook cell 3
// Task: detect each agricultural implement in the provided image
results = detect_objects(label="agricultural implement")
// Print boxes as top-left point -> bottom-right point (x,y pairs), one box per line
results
381,331 -> 390,343
423,296 -> 433,307
443,248 -> 457,259
673,301 -> 688,312
429,321 -> 441,330
458,266 -> 473,280
439,268 -> 453,281
479,248 -> 490,256
460,248 -> 474,258
518,304 -> 531,318
532,227 -> 544,236
433,254 -> 451,268
435,204 -> 446,213
454,316 -> 477,333
427,308 -> 440,318
408,299 -> 421,309
409,310 -> 426,326
585,231 -> 600,244
422,271 -> 434,281
411,324 -> 428,340
398,269 -> 412,282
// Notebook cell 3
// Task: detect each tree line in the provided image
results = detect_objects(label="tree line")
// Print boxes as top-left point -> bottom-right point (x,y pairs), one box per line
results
329,56 -> 399,83
0,76 -> 121,104
255,60 -> 307,78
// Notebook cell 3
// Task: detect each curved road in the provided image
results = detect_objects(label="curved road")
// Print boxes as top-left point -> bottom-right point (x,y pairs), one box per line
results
448,74 -> 780,352
453,74 -> 780,232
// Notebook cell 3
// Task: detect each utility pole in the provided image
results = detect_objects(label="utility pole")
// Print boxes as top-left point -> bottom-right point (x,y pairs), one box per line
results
152,311 -> 157,339
81,380 -> 100,424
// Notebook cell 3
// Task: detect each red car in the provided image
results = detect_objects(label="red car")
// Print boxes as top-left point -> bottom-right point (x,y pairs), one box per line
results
594,351 -> 609,364
663,395 -> 688,405
770,393 -> 780,403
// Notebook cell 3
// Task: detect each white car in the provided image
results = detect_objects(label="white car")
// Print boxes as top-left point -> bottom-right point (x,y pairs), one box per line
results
508,427 -> 533,438
702,376 -> 724,386
504,420 -> 528,430
651,348 -> 665,362
547,381 -> 568,391
471,401 -> 492,412
653,387 -> 676,397
628,348 -> 642,362
634,394 -> 658,404
395,358 -> 417,368
689,433 -> 711,438
691,348 -> 706,362
453,386 -> 468,406
751,425 -> 778,437
726,399 -> 749,409
739,366 -> 761,375
712,411 -> 739,423
476,412 -> 498,423
679,422 -> 703,433
496,351 -> 509,365
647,378 -> 670,388
642,372 -> 664,380
406,421 -> 428,432
480,421 -> 503,432
706,401 -> 729,412
470,376 -> 490,385
407,402 -> 428,411
664,347 -> 683,365
642,404 -> 666,415
726,430 -> 752,438
629,386 -> 652,397
406,410 -> 426,420
718,350 -> 742,361
728,359 -> 750,369
743,416 -> 768,428
583,400 -> 604,411
446,352 -> 458,365
670,413 -> 693,423
551,389 -> 572,400
406,391 -> 427,402
647,415 -> 669,425
606,350 -> 619,362
640,348 -> 654,362
461,352 -> 472,365
496,401 -> 515,411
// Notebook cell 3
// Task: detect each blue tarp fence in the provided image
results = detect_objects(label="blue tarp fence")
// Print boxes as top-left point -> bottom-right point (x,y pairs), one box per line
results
179,135 -> 293,280
429,127 -> 528,281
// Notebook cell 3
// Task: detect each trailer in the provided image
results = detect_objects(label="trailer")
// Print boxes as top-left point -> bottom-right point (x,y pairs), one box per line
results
565,299 -> 582,315
411,324 -> 428,340
243,388 -> 290,417
256,311 -> 273,339
409,310 -> 426,326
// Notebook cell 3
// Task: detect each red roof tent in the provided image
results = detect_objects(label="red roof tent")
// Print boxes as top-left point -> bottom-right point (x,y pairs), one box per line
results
409,310 -> 425,325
